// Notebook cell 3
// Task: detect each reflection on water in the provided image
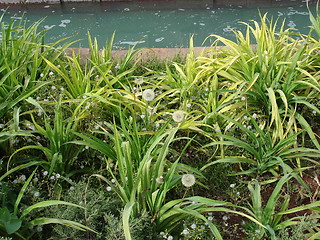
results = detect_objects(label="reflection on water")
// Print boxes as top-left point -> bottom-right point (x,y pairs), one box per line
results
0,0 -> 317,48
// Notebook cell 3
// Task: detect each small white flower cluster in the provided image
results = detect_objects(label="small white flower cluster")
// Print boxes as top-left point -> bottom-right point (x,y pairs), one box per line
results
134,78 -> 144,85
207,212 -> 213,222
160,231 -> 173,240
26,122 -> 35,131
182,229 -> 189,235
13,175 -> 26,184
156,176 -> 164,184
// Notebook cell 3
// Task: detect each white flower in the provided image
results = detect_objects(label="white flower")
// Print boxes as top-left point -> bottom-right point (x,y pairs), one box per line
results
36,226 -> 43,232
156,176 -> 164,184
70,186 -> 75,191
142,89 -> 155,102
43,171 -> 48,176
134,78 -> 144,85
186,103 -> 191,108
230,183 -> 236,188
0,124 -> 4,128
106,186 -> 112,191
222,215 -> 228,221
208,216 -> 213,221
160,232 -> 165,236
51,85 -> 56,90
115,64 -> 120,69
313,110 -> 317,114
252,113 -> 258,118
55,173 -> 60,179
49,71 -> 54,76
140,114 -> 145,119
34,191 -> 40,197
111,178 -> 116,183
190,224 -> 197,229
181,174 -> 195,187
60,87 -> 64,91
20,175 -> 26,182
243,115 -> 248,120
182,229 -> 189,235
225,125 -> 231,131
241,96 -> 246,101
247,125 -> 252,130
167,236 -> 173,240
172,110 -> 185,123
40,73 -> 44,77
50,176 -> 55,180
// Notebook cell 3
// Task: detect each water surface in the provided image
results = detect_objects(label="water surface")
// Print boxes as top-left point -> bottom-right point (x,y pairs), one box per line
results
0,1 -> 317,48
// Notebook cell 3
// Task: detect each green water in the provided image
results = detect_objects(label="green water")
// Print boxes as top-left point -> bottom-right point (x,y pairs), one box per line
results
0,1 -> 316,48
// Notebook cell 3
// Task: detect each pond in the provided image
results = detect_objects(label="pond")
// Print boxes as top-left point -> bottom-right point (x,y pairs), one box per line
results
0,0 -> 317,48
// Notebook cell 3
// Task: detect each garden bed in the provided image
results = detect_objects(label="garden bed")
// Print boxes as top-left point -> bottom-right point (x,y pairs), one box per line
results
0,9 -> 320,240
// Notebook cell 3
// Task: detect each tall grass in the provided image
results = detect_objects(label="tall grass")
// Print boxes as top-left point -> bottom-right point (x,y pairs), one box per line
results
0,16 -> 73,119
203,15 -> 319,144
0,9 -> 320,240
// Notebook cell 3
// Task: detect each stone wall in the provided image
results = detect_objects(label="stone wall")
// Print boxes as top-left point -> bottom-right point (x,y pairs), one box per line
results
0,0 -> 316,4
0,0 -> 117,4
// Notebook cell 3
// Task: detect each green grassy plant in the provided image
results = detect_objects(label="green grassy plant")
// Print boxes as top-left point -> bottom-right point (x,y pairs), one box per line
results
1,8 -> 320,240
0,165 -> 93,239
202,14 -> 320,151
241,175 -> 320,240
8,98 -> 85,177
202,114 -> 320,178
0,15 -> 73,119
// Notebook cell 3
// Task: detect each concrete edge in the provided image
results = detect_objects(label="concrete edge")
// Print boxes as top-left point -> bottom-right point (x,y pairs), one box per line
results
64,47 -> 215,64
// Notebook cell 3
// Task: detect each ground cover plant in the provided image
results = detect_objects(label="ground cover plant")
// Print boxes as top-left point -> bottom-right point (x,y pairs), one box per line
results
0,7 -> 320,240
